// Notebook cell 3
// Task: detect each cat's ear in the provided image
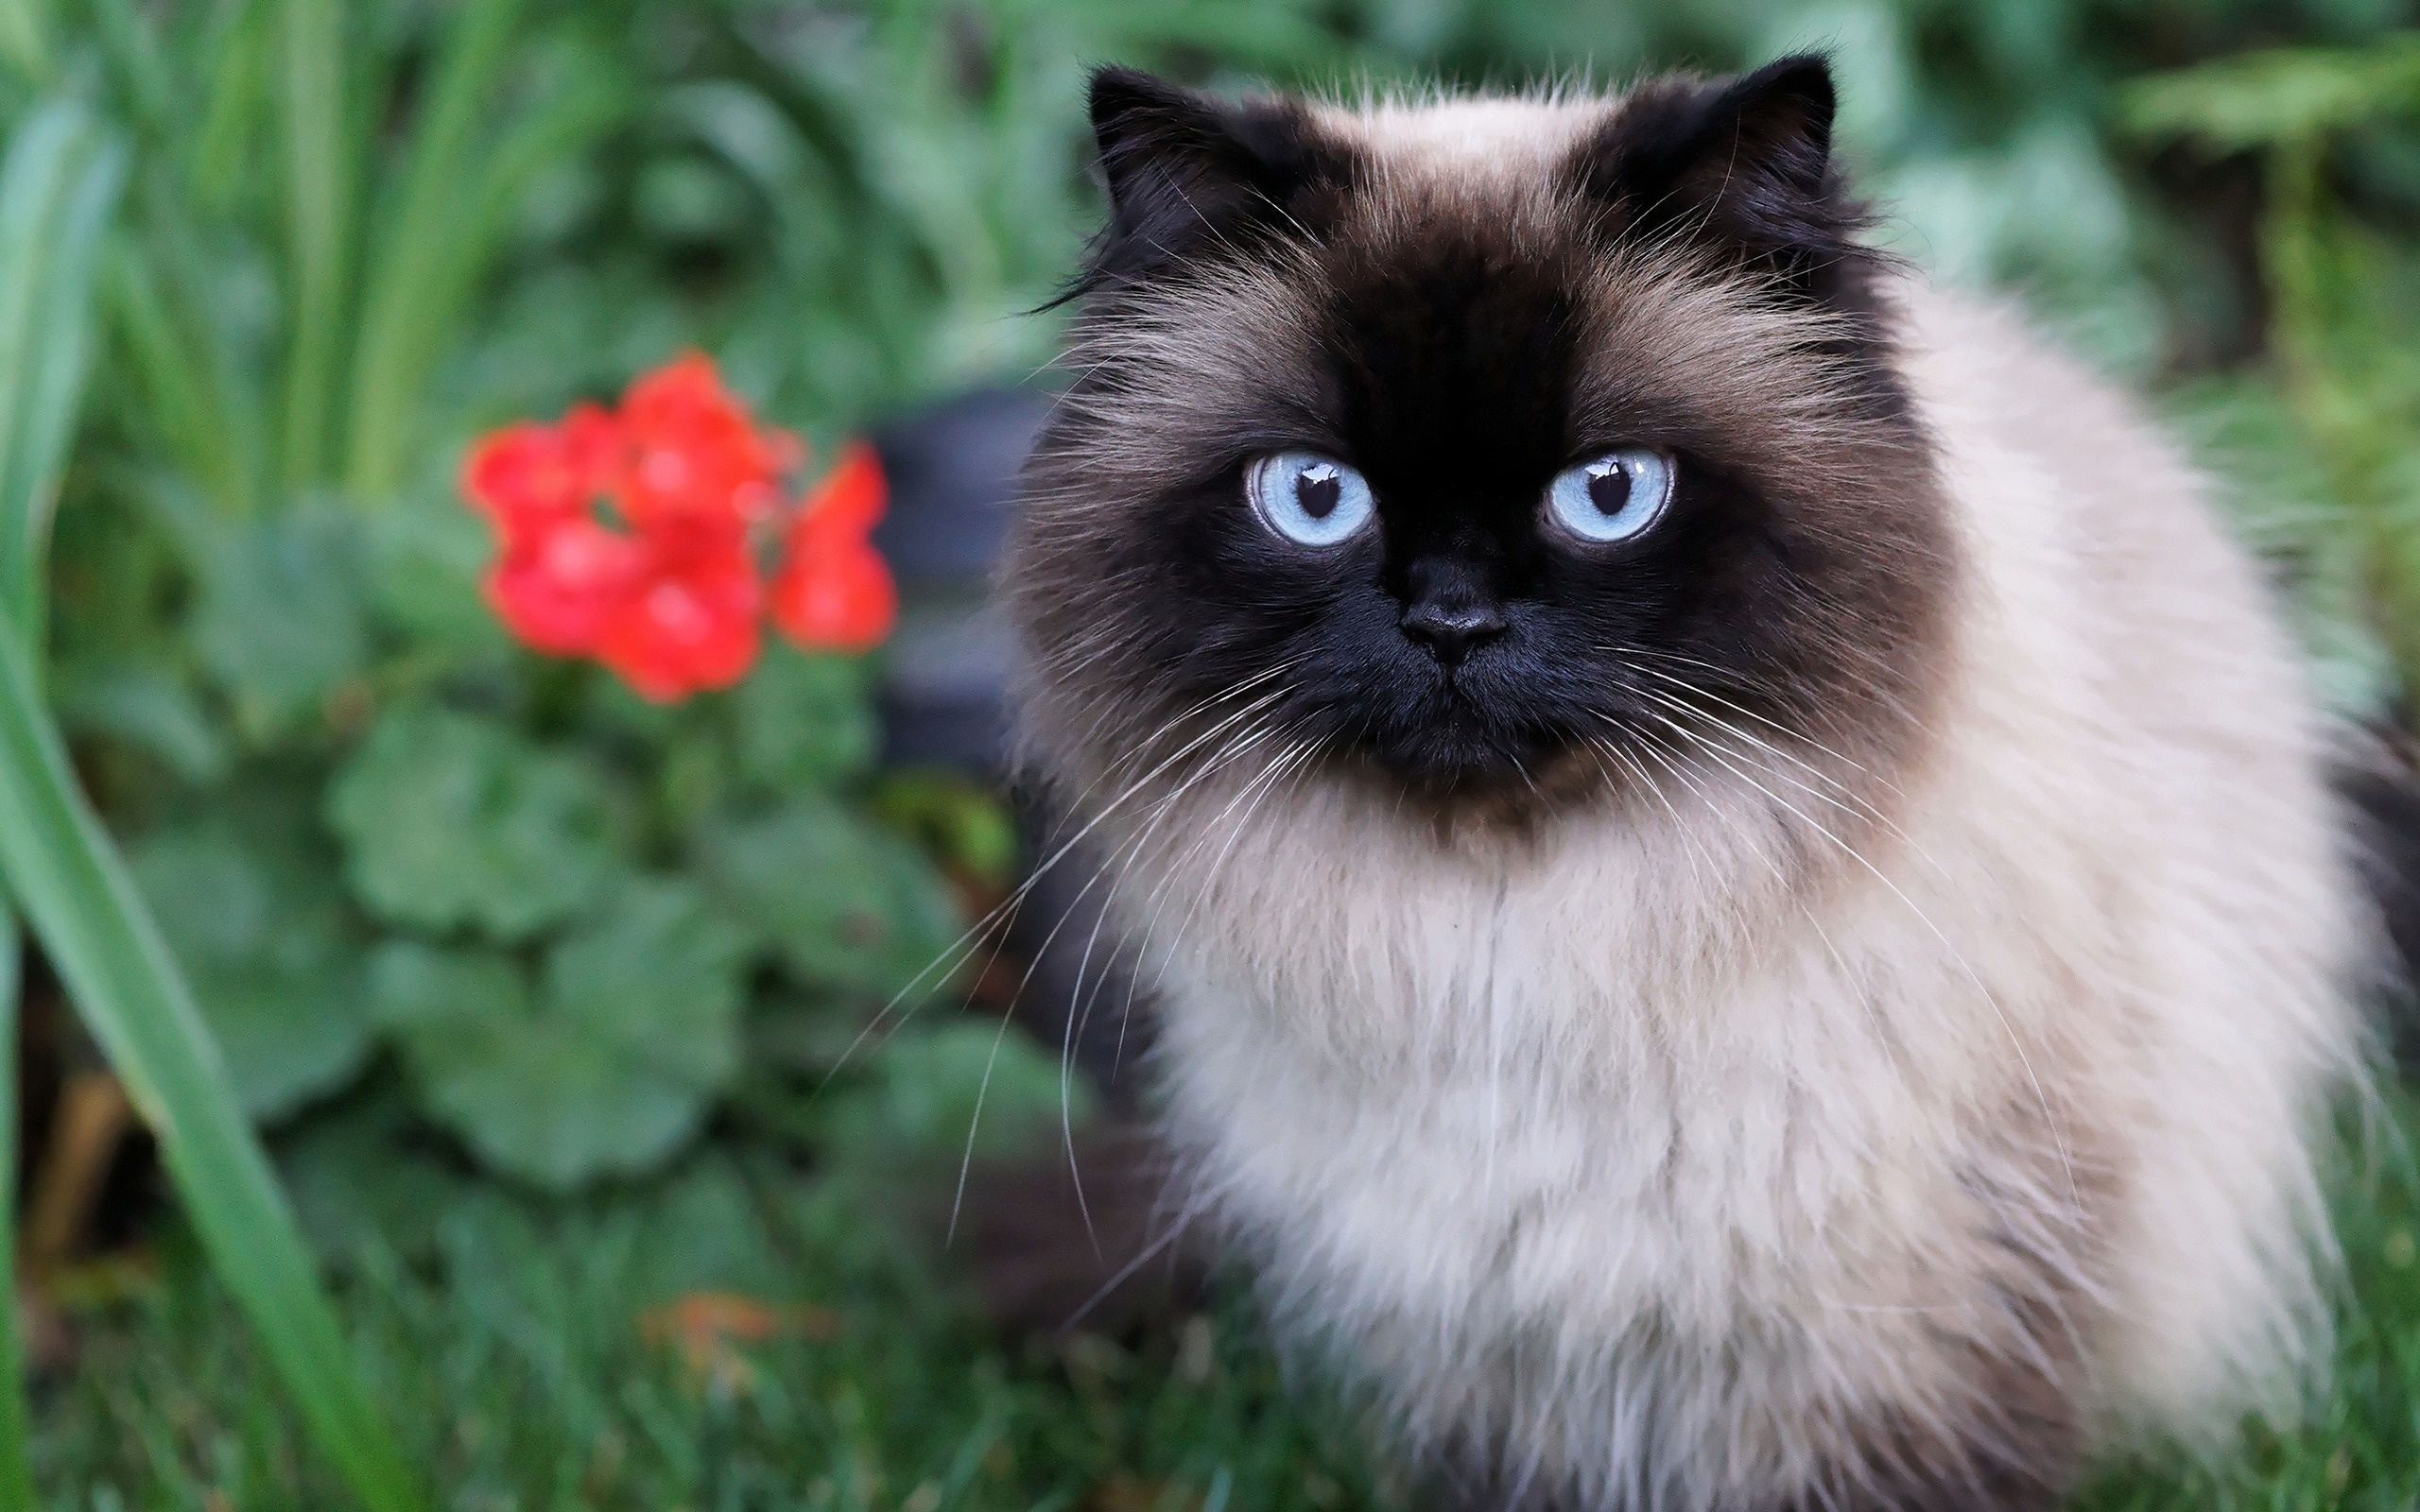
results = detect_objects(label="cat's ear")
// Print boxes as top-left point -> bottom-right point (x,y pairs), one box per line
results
1571,55 -> 1864,290
1078,67 -> 1339,295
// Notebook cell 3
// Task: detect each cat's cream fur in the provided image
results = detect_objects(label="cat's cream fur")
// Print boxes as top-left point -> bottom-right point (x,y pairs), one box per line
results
1011,86 -> 2368,1512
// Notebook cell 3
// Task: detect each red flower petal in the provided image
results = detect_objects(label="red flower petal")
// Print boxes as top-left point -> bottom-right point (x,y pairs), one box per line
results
617,351 -> 800,535
596,542 -> 765,700
560,402 -> 627,494
794,441 -> 887,540
769,537 -> 895,653
463,421 -> 594,544
485,518 -> 649,654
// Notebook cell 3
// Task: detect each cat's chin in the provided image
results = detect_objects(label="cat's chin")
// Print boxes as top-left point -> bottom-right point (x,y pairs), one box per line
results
1345,728 -> 1609,814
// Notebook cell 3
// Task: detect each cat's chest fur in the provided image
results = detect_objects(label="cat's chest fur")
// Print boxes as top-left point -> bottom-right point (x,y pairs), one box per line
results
1132,778 -> 2036,1355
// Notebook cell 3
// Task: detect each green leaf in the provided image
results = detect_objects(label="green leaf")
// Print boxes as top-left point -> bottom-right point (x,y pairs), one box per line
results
105,243 -> 257,519
130,819 -> 371,1122
327,703 -> 624,938
345,11 -> 627,500
0,0 -> 46,85
92,0 -> 174,131
375,880 -> 747,1189
0,100 -> 127,653
55,663 -> 233,786
0,585 -> 422,1510
0,84 -> 420,1512
278,1087 -> 476,1265
340,0 -> 521,500
190,507 -> 369,740
276,0 -> 354,489
191,0 -> 268,213
695,796 -> 959,999
362,494 -> 506,654
732,643 -> 877,791
2124,38 -> 2420,150
821,1021 -> 1088,1170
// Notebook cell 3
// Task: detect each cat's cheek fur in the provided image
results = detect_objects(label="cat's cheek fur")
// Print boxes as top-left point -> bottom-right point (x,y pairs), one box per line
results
1007,67 -> 2365,1512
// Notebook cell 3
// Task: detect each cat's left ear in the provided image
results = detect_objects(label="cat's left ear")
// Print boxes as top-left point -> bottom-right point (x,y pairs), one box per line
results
1570,55 -> 1864,292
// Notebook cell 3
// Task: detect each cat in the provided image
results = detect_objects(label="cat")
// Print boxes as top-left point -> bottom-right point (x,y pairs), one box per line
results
998,55 -> 2372,1512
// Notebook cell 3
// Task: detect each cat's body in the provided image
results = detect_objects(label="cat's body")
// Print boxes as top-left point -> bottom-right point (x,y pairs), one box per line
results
1005,62 -> 2366,1512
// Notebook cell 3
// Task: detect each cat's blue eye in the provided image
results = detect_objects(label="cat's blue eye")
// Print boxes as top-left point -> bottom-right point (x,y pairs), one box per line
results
1545,448 -> 1675,544
1248,452 -> 1375,547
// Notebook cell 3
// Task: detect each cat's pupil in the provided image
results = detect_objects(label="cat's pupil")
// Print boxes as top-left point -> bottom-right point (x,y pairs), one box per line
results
1298,466 -> 1342,520
1587,464 -> 1633,516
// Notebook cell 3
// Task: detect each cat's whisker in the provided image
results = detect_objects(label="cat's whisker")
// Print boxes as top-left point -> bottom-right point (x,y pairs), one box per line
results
1622,681 -> 1945,878
1136,731 -> 1329,1005
1605,645 -> 1891,786
1586,734 -> 1710,896
829,668 -> 1303,1090
1623,643 -> 1944,765
1613,714 -> 1793,896
1628,685 -> 1951,905
1048,717 -> 1300,1226
952,709 -> 1300,1251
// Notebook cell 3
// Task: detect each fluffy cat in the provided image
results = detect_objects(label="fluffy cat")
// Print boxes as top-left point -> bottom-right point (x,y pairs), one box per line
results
1000,55 -> 2370,1512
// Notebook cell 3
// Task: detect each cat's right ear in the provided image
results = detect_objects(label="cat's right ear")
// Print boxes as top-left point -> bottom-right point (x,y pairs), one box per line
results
1074,67 -> 1339,299
1567,56 -> 1870,301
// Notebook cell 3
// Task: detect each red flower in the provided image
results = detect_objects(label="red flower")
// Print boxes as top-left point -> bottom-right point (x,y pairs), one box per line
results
771,442 -> 896,653
486,519 -> 648,653
458,352 -> 895,701
596,536 -> 764,700
618,352 -> 799,536
770,539 -> 895,653
459,403 -> 621,543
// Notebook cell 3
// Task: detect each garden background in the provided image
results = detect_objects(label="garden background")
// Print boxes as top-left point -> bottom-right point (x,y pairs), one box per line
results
0,0 -> 2415,1507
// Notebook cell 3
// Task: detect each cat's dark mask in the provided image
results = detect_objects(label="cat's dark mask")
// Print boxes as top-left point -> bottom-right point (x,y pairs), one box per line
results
1011,58 -> 1949,809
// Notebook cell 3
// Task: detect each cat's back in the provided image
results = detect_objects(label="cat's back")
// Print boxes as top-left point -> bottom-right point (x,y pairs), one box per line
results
1893,281 -> 2295,717
1882,277 -> 2362,1431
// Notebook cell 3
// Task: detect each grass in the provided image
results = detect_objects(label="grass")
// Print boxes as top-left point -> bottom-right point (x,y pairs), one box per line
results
26,1073 -> 2420,1511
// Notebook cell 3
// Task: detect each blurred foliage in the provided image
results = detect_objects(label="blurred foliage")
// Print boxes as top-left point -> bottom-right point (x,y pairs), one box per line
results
2128,32 -> 2420,717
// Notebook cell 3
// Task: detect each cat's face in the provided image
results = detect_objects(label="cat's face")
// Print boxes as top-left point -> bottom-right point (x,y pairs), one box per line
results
1010,60 -> 1950,811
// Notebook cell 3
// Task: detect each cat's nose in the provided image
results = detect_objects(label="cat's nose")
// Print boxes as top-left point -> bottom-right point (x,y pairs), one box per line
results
1400,593 -> 1507,666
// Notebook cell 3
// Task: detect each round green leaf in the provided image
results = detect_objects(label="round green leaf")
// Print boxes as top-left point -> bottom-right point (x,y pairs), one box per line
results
327,703 -> 624,939
820,1022 -> 1091,1170
694,797 -> 959,998
130,821 -> 372,1122
375,880 -> 747,1189
363,497 -> 507,654
191,509 -> 370,742
732,644 -> 875,791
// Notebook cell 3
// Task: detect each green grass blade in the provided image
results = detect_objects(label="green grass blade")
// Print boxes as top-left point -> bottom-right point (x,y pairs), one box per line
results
276,0 -> 352,491
105,235 -> 257,518
0,902 -> 28,1512
340,0 -> 521,501
0,99 -> 112,1511
0,101 -> 127,657
91,0 -> 175,133
191,0 -> 268,214
0,610 -> 427,1512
